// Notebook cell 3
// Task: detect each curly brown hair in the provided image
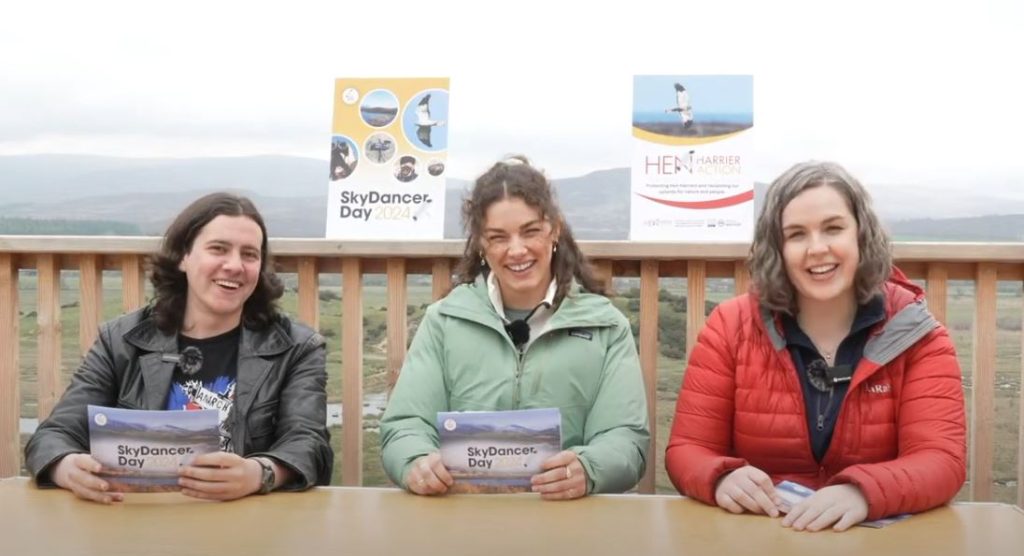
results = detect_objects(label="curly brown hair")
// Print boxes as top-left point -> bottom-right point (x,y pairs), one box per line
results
749,161 -> 892,314
453,156 -> 606,303
148,192 -> 284,333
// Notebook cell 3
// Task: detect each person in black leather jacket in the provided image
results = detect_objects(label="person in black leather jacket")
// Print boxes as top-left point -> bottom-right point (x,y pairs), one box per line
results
24,192 -> 332,503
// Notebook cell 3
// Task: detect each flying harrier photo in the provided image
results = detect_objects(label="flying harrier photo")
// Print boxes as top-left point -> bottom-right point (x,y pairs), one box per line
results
403,89 -> 449,151
632,75 -> 753,138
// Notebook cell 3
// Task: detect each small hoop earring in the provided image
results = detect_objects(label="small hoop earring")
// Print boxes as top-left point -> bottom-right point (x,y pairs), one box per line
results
553,244 -> 558,253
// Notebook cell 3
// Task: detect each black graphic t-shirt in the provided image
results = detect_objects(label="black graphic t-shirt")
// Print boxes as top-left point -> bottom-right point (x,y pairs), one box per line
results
164,327 -> 240,451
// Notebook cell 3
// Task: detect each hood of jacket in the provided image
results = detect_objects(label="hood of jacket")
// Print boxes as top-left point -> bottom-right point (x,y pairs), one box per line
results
755,267 -> 939,368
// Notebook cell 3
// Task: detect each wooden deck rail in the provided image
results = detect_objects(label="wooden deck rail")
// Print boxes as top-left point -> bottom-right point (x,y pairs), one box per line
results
0,237 -> 1021,507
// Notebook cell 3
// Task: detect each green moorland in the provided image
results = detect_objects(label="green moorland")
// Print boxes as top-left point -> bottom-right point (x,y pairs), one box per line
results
13,273 -> 1021,503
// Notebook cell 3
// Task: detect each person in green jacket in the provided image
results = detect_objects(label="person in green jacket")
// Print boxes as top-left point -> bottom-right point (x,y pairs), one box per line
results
381,156 -> 649,499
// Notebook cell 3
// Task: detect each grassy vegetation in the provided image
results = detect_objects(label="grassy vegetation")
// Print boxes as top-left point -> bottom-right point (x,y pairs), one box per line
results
13,273 -> 1022,503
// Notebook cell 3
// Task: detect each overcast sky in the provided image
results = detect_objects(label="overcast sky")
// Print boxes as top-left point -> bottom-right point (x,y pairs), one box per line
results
1,0 -> 1021,191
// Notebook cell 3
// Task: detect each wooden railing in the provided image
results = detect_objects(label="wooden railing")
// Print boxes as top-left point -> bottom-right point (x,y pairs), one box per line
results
0,237 -> 1021,507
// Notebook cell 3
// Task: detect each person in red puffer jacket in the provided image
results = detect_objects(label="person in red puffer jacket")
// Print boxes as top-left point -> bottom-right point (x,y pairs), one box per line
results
665,161 -> 966,532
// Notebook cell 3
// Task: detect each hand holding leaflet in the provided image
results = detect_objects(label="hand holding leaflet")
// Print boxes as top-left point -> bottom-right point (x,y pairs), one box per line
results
776,480 -> 911,529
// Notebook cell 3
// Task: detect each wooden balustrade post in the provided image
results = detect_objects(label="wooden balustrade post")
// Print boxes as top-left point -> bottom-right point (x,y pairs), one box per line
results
733,260 -> 750,296
970,263 -> 997,501
297,257 -> 320,331
0,254 -> 20,477
1019,271 -> 1024,509
637,260 -> 659,494
78,255 -> 103,356
686,261 -> 707,363
341,258 -> 363,486
926,264 -> 949,326
121,255 -> 146,312
594,260 -> 614,293
431,259 -> 452,301
36,255 -> 63,420
386,259 -> 408,390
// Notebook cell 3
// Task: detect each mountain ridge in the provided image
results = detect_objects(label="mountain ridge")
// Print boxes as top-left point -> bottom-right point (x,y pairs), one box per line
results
2,155 -> 1021,241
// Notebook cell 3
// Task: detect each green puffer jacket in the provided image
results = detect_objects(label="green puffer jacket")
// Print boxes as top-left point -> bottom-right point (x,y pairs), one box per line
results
380,281 -> 649,493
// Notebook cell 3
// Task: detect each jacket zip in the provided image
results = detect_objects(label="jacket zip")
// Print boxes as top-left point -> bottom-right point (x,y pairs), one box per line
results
512,346 -> 526,407
777,346 -> 844,466
511,325 -> 568,407
816,389 -> 834,432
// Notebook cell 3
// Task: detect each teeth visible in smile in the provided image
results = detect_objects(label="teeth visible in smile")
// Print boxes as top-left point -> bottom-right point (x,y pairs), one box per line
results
215,279 -> 241,289
508,261 -> 534,272
808,264 -> 837,275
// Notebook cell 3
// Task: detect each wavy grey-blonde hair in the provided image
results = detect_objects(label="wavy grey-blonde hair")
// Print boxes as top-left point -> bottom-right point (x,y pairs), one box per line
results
749,161 -> 892,314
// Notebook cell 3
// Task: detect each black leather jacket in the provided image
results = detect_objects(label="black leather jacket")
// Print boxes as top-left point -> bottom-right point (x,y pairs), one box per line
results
25,307 -> 333,489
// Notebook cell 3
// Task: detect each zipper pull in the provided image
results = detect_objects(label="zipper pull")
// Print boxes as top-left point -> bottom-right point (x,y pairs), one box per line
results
816,414 -> 825,431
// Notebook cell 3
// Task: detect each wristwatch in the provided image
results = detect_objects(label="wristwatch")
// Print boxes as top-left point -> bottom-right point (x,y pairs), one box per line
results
254,457 -> 276,495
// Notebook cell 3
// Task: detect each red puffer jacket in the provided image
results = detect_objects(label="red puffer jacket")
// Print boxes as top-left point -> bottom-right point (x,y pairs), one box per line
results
665,270 -> 966,520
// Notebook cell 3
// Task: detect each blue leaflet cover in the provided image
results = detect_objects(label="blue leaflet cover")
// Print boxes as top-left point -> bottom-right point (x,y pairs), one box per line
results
437,408 -> 562,494
87,405 -> 220,492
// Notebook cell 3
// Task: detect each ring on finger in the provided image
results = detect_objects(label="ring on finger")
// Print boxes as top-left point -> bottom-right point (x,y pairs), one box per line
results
565,466 -> 572,480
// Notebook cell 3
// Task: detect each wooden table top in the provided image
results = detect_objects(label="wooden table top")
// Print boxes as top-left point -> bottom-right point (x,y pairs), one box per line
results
1,478 -> 1021,556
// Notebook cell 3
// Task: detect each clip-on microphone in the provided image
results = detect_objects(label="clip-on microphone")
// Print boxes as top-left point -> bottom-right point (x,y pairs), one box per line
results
825,363 -> 854,384
503,303 -> 547,349
160,345 -> 205,376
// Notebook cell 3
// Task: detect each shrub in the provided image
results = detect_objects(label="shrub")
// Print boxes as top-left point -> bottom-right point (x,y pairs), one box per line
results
996,316 -> 1021,331
318,290 -> 340,302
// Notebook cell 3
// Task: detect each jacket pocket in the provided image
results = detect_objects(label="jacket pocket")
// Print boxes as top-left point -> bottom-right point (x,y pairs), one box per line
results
247,399 -> 280,440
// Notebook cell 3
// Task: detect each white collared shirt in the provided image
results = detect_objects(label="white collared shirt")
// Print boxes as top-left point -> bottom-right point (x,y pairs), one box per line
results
486,272 -> 557,352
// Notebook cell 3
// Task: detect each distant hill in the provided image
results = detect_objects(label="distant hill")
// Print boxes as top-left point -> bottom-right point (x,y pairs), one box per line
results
0,155 -> 634,239
0,188 -> 328,237
0,217 -> 142,235
443,168 -> 630,239
0,154 -> 327,203
1,154 -> 1021,241
889,214 -> 1024,242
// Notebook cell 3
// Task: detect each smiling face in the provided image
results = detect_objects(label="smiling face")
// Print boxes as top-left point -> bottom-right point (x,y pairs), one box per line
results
781,185 -> 860,313
480,197 -> 558,310
178,214 -> 264,336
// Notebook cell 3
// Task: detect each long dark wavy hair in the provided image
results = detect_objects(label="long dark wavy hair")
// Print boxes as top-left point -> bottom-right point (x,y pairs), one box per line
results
149,192 -> 284,333
749,161 -> 892,314
453,155 -> 606,303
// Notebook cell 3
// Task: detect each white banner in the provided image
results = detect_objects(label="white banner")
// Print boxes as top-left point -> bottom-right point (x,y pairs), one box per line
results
325,78 -> 449,239
630,75 -> 754,241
